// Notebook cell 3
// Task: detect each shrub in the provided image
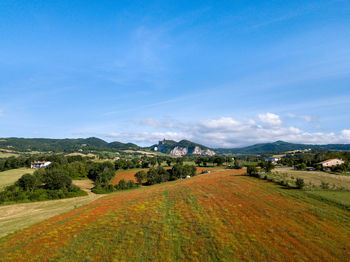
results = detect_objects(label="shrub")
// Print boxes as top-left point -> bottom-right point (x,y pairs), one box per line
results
44,169 -> 72,190
321,181 -> 329,190
17,173 -> 37,192
114,179 -> 138,191
135,170 -> 146,185
296,178 -> 305,189
247,166 -> 258,177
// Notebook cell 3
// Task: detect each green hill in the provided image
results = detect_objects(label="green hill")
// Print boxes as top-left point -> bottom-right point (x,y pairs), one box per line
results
0,137 -> 140,153
216,140 -> 350,154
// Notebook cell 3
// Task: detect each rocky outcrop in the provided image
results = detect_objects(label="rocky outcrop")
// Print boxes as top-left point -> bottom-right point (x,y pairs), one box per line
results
192,146 -> 216,156
152,139 -> 216,156
168,145 -> 216,156
170,146 -> 188,156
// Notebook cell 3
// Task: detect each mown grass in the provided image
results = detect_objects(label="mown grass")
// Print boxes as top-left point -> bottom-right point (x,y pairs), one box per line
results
305,191 -> 350,207
274,167 -> 350,190
0,192 -> 103,238
0,169 -> 349,261
0,168 -> 34,191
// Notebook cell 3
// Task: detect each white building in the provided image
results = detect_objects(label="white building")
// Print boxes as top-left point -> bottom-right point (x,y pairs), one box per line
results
265,157 -> 281,163
31,161 -> 51,169
319,159 -> 344,168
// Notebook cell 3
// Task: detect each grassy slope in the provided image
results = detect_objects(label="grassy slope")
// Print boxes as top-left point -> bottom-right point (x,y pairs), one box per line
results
0,180 -> 103,238
0,168 -> 34,191
305,191 -> 350,206
274,167 -> 350,190
0,170 -> 349,261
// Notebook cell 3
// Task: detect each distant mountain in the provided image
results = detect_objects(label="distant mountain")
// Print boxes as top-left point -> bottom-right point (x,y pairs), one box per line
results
0,137 -> 140,152
1,137 -> 350,155
150,139 -> 216,156
215,140 -> 350,154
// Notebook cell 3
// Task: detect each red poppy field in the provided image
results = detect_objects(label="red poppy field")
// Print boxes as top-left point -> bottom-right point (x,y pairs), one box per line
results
0,169 -> 349,261
111,167 -> 225,185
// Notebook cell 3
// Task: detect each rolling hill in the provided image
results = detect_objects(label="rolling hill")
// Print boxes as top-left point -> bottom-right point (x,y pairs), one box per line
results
216,140 -> 350,154
1,137 -> 350,155
0,137 -> 140,153
0,169 -> 348,261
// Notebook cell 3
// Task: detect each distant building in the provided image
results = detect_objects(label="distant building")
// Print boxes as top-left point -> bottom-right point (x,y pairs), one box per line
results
31,161 -> 51,169
265,157 -> 281,163
113,157 -> 120,161
319,159 -> 344,168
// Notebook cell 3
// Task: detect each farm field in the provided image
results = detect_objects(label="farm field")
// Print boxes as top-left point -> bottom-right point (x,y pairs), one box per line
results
305,191 -> 350,207
0,179 -> 103,238
274,167 -> 350,190
0,169 -> 349,261
0,168 -> 34,191
111,166 -> 225,185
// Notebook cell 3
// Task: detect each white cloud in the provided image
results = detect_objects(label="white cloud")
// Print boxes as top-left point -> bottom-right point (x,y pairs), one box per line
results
101,113 -> 350,148
258,113 -> 282,127
287,113 -> 318,123
341,130 -> 350,140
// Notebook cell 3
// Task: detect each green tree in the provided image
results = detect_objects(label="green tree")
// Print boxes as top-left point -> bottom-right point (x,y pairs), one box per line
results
295,163 -> 307,170
195,158 -> 202,167
213,156 -> 225,166
149,157 -> 157,167
247,166 -> 258,177
260,161 -> 275,173
176,157 -> 184,165
117,179 -> 127,190
157,157 -> 163,166
146,168 -> 159,185
17,173 -> 37,192
135,170 -> 146,185
234,159 -> 244,169
166,158 -> 172,167
44,169 -> 72,190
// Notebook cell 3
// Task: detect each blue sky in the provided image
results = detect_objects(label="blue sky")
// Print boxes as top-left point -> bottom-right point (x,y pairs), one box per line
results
1,0 -> 350,147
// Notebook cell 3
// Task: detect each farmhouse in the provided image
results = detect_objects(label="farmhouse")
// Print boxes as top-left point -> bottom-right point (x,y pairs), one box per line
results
318,158 -> 344,168
265,157 -> 281,163
31,161 -> 51,169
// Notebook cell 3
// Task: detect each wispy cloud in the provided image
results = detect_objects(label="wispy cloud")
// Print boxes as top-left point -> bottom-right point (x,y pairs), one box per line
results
250,13 -> 301,29
287,113 -> 318,123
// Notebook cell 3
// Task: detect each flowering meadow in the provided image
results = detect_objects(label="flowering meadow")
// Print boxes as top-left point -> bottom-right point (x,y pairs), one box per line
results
111,167 -> 224,185
0,169 -> 349,261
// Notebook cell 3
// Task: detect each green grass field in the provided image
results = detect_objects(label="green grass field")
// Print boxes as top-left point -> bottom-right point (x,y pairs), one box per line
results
305,191 -> 350,207
0,191 -> 103,238
0,168 -> 34,191
274,167 -> 350,190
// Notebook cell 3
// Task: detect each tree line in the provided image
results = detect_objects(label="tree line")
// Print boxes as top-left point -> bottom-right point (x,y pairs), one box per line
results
278,151 -> 350,172
0,163 -> 87,205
